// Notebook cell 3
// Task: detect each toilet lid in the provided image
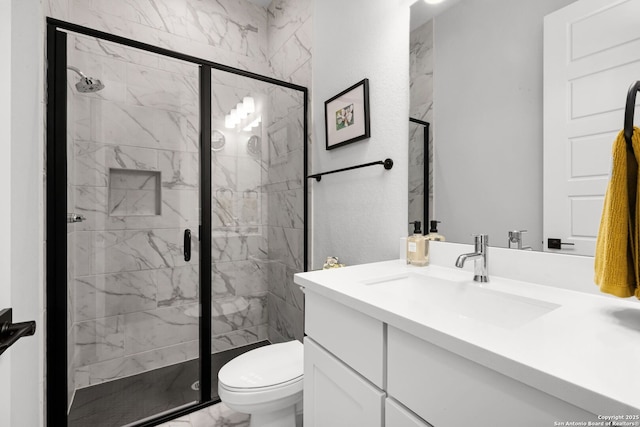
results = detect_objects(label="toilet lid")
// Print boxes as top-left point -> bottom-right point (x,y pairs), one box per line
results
218,340 -> 304,390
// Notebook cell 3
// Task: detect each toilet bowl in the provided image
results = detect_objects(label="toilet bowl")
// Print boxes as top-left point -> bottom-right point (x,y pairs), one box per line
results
218,340 -> 304,427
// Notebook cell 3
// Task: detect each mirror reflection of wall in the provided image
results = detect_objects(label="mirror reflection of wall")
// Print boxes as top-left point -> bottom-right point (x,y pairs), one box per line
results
411,0 -> 576,251
409,19 -> 434,234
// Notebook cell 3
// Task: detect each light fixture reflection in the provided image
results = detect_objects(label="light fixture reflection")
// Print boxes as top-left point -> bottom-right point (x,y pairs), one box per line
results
243,96 -> 255,114
224,96 -> 256,130
236,102 -> 247,119
225,114 -> 235,129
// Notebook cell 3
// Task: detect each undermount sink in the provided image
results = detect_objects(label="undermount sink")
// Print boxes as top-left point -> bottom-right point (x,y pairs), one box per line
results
360,272 -> 560,329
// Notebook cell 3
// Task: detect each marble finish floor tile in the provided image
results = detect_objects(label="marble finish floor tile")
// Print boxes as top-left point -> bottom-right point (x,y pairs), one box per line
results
68,341 -> 268,427
161,401 -> 303,427
158,402 -> 250,427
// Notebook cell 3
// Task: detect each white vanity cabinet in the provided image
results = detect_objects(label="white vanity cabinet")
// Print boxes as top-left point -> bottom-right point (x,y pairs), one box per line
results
298,257 -> 640,425
304,290 -> 600,427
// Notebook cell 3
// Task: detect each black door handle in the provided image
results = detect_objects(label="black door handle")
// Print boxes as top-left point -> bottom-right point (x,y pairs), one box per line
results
548,238 -> 575,250
0,308 -> 36,357
184,229 -> 191,262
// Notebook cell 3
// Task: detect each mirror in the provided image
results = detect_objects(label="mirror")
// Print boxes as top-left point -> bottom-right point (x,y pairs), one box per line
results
409,0 -> 578,252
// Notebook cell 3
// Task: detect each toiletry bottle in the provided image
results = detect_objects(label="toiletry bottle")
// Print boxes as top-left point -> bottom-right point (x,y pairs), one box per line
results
407,221 -> 429,266
426,220 -> 446,241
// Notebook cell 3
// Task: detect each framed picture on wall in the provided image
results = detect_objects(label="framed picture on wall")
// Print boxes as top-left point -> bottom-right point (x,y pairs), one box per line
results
324,78 -> 370,150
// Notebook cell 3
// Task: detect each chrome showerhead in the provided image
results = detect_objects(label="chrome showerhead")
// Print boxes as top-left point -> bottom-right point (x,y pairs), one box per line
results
67,65 -> 105,93
75,76 -> 105,93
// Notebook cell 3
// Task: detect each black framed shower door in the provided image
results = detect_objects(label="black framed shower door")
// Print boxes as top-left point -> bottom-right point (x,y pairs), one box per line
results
46,17 -> 308,427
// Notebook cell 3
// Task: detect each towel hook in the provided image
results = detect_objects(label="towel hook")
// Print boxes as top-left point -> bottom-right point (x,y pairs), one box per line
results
623,80 -> 640,150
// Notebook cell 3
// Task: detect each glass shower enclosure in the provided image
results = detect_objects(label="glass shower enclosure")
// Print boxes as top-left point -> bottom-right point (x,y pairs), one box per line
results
46,18 -> 308,427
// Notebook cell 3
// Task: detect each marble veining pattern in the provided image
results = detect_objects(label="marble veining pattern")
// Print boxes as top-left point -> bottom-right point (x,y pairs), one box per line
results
75,271 -> 157,321
74,315 -> 125,367
211,324 -> 268,353
55,0 -> 311,400
124,304 -> 200,355
159,402 -> 250,427
212,259 -> 268,297
157,265 -> 200,307
212,295 -> 267,335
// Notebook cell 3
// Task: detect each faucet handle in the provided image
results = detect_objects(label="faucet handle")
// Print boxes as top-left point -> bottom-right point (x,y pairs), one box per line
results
470,234 -> 488,250
508,230 -> 527,242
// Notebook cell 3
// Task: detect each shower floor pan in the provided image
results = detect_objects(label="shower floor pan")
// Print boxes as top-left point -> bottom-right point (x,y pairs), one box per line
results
68,341 -> 268,427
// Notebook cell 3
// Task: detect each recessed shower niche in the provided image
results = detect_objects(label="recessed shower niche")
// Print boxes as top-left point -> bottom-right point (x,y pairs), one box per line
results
108,169 -> 161,216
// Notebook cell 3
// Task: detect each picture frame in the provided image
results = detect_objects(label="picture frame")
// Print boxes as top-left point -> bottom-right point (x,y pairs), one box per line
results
324,78 -> 370,150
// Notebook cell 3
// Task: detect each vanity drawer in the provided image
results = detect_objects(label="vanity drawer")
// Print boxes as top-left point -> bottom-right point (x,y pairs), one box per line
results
305,291 -> 384,388
387,326 -> 597,427
386,398 -> 433,427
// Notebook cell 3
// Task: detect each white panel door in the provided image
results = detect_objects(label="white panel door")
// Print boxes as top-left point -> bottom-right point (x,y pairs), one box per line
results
544,0 -> 640,255
303,337 -> 385,427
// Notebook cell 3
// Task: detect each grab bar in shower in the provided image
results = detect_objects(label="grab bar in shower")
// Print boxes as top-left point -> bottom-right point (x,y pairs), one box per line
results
307,158 -> 394,182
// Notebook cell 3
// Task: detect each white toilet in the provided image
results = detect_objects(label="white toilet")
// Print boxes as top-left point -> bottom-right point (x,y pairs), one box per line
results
218,340 -> 304,427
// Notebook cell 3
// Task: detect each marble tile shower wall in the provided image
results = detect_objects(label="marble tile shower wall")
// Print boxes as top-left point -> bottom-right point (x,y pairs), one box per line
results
409,19 -> 433,227
68,32 -> 203,389
265,0 -> 311,344
46,0 -> 311,391
209,72 -> 270,352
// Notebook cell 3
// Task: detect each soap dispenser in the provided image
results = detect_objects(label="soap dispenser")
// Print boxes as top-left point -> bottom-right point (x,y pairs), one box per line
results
407,221 -> 429,266
426,220 -> 446,242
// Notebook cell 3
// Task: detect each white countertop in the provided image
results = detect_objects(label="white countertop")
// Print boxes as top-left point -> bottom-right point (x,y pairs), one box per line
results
294,259 -> 640,415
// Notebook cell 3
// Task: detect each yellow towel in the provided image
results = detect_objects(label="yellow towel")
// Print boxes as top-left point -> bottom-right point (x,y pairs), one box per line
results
594,127 -> 640,298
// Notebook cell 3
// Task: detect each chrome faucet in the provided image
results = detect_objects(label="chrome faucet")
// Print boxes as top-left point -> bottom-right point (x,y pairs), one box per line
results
455,234 -> 489,282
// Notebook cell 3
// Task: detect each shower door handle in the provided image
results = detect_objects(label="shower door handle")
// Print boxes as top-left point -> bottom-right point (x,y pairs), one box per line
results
184,229 -> 191,262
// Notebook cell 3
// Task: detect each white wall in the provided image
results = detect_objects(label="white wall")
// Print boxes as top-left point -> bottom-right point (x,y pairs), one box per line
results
312,0 -> 411,268
0,1 -> 45,426
433,0 -> 575,250
0,1 -> 13,425
10,1 -> 45,426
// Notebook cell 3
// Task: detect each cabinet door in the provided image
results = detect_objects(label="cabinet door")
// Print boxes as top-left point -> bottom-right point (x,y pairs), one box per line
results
386,398 -> 433,427
304,337 -> 385,427
387,326 -> 599,427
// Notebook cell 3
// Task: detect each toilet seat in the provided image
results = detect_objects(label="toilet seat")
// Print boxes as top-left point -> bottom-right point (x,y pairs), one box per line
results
218,340 -> 303,390
218,375 -> 303,407
220,374 -> 302,394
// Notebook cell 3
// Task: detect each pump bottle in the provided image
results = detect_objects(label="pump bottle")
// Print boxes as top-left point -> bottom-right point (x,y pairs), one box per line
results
407,221 -> 429,266
426,220 -> 446,242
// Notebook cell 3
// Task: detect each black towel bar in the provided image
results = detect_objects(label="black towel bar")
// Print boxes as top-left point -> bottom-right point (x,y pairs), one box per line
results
307,158 -> 394,182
